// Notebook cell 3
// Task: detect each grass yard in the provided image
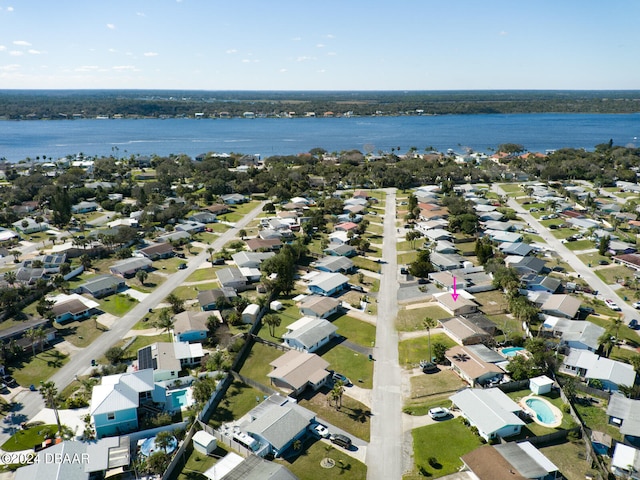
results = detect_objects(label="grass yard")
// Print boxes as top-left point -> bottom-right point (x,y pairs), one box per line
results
208,381 -> 265,428
540,441 -> 599,480
407,418 -> 483,479
275,439 -> 367,480
185,267 -> 219,282
7,349 -> 69,386
332,315 -> 376,348
398,333 -> 457,368
403,394 -> 453,417
577,251 -> 611,267
409,370 -> 465,399
257,300 -> 301,340
1,424 -> 59,452
474,290 -> 508,313
54,317 -> 106,348
298,391 -> 371,441
550,228 -> 580,240
348,272 -> 380,293
595,265 -> 636,285
397,239 -> 427,252
564,239 -> 596,251
97,293 -> 138,316
573,401 -> 621,441
153,256 -> 187,274
587,316 -> 638,347
397,251 -> 418,265
239,342 -> 284,385
172,282 -> 219,301
351,256 -> 381,273
499,183 -> 523,193
321,345 -> 373,389
172,443 -> 230,480
396,305 -> 450,332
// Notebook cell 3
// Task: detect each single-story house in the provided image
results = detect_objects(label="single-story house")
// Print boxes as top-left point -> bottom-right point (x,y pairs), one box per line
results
424,228 -> 453,242
440,316 -> 493,346
521,274 -> 562,294
22,253 -> 66,272
138,342 -> 204,382
613,253 -> 640,271
430,252 -> 465,271
203,452 -> 298,479
189,211 -> 217,224
307,272 -> 349,296
298,295 -> 341,319
267,350 -> 330,396
485,230 -> 523,243
231,251 -> 275,268
561,348 -> 637,392
139,242 -> 174,260
244,237 -> 282,252
314,256 -> 355,274
323,243 -> 357,257
461,442 -> 560,480
433,291 -> 478,316
220,193 -> 247,204
500,242 -> 535,257
282,317 -> 338,353
156,230 -> 192,244
0,318 -> 57,354
12,217 -> 50,234
217,267 -> 248,291
206,204 -> 231,215
446,345 -> 505,387
198,287 -> 238,311
175,221 -> 206,235
541,317 -> 604,352
505,256 -> 548,276
109,257 -> 152,277
540,294 -> 582,319
0,227 -> 19,243
328,231 -> 351,245
482,220 -> 515,232
90,368 -> 165,438
72,201 -> 100,214
607,393 -> 640,444
450,388 -> 525,441
429,267 -> 495,293
172,310 -> 210,343
76,274 -> 125,298
52,298 -> 92,324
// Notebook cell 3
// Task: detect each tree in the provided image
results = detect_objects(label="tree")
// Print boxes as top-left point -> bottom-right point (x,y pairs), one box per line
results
154,308 -> 174,334
10,250 -> 20,263
3,271 -> 16,285
408,250 -> 434,278
25,328 -> 38,357
50,186 -> 72,227
423,317 -> 438,363
165,293 -> 184,314
598,235 -> 610,256
36,298 -> 55,319
432,341 -> 448,364
135,269 -> 148,286
630,355 -> 640,376
207,247 -> 214,263
105,347 -> 125,364
598,329 -> 615,358
406,230 -> 422,249
263,313 -> 282,337
34,326 -> 47,352
154,430 -> 174,453
192,376 -> 217,405
146,451 -> 170,476
238,229 -> 247,240
80,254 -> 92,270
330,380 -> 344,409
81,413 -> 95,441
39,381 -> 62,433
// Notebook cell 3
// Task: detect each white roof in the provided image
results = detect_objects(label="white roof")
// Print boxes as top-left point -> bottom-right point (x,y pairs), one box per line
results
612,443 -> 640,472
173,341 -> 204,360
530,375 -> 554,387
90,369 -> 155,415
308,271 -> 349,292
517,441 -> 559,474
450,388 -> 524,436
204,452 -> 244,480
564,349 -> 636,387
48,292 -> 99,310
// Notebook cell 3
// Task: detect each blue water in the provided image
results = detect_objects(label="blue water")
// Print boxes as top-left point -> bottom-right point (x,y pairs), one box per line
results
171,389 -> 189,409
501,347 -> 525,357
1,113 -> 639,162
526,398 -> 556,425
140,435 -> 178,457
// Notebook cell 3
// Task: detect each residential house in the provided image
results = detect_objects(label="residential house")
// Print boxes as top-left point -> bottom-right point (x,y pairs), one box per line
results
461,442 -> 560,480
297,295 -> 341,319
76,274 -> 125,298
607,394 -> 640,445
267,350 -> 331,396
541,294 -> 582,319
613,253 -> 640,271
137,341 -> 204,382
429,267 -> 495,293
440,316 -> 493,346
282,317 -> 338,353
505,256 -> 548,276
241,395 -> 315,459
328,231 -> 351,245
0,227 -> 19,243
71,201 -> 100,214
109,257 -> 152,277
521,274 -> 562,294
424,228 -> 453,242
446,346 -> 505,387
52,298 -> 93,324
611,444 -> 640,480
15,266 -> 45,284
434,291 -> 478,316
203,453 -> 299,479
216,267 -> 248,291
307,272 -> 349,296
482,220 -> 515,232
434,240 -> 458,254
430,252 -> 465,271
231,251 -> 275,268
244,237 -> 282,252
259,229 -> 283,241
314,256 -> 355,274
220,193 -> 247,205
485,230 -> 523,243
500,242 -> 535,257
206,204 -> 231,215
323,243 -> 356,257
22,253 -> 66,273
12,217 -> 50,234
0,318 -> 57,354
172,310 -> 210,343
189,211 -> 217,224
197,287 -> 237,311
541,317 -> 604,352
156,230 -> 192,244
561,349 -> 637,392
139,243 -> 174,260
175,221 -> 206,235
90,368 -> 165,438
450,388 -> 525,441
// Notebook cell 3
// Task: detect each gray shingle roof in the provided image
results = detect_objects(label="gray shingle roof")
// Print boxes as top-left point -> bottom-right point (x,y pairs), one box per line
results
244,403 -> 314,451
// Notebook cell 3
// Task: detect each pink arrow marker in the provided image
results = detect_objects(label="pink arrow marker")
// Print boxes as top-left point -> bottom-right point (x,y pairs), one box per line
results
451,276 -> 459,302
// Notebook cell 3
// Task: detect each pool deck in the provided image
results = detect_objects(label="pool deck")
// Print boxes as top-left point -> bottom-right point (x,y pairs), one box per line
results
519,394 -> 563,429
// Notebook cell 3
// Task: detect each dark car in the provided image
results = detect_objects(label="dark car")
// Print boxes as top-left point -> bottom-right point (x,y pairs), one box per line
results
2,376 -> 18,388
629,319 -> 639,330
329,433 -> 352,449
400,267 -> 408,275
178,262 -> 187,270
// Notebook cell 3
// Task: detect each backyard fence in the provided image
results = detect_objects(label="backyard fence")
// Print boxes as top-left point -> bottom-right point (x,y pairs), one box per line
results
232,371 -> 277,396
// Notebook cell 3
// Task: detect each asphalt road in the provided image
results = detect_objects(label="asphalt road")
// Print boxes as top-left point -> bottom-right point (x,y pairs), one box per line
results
493,184 -> 640,327
367,188 -> 403,480
1,202 -> 266,444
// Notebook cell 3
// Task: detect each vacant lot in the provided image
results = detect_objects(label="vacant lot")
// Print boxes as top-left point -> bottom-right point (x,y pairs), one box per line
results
8,349 -> 69,386
409,370 -> 465,399
322,345 -> 373,389
97,293 -> 138,316
398,333 -> 457,368
333,315 -> 376,347
396,304 -> 450,331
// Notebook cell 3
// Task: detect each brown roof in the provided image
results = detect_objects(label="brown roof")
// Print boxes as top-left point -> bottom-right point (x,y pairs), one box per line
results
206,204 -> 230,214
461,445 -> 527,480
173,310 -> 209,334
140,242 -> 174,257
245,238 -> 282,251
440,316 -> 491,342
52,299 -> 89,316
445,345 -> 503,380
614,253 -> 640,267
268,350 -> 329,390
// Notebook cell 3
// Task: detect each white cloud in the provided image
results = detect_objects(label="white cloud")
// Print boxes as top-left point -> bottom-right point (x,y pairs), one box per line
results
0,64 -> 20,71
112,65 -> 138,71
499,31 -> 508,36
296,56 -> 315,62
75,66 -> 100,72
28,49 -> 42,55
0,45 -> 6,51
106,23 -> 116,30
226,49 -> 237,54
13,40 -> 31,46
316,44 -> 325,48
7,6 -> 14,12
143,52 -> 158,57
9,51 -> 23,56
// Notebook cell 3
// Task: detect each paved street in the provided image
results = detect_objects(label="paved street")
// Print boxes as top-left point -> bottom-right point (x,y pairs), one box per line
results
0,202 -> 265,447
367,188 -> 402,480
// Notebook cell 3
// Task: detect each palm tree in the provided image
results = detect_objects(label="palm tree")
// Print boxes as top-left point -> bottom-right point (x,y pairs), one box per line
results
154,308 -> 174,334
166,293 -> 184,314
263,313 -> 281,337
598,330 -> 615,358
136,269 -> 148,286
39,381 -> 62,434
207,247 -> 214,263
25,328 -> 37,357
35,325 -> 47,352
3,271 -> 16,285
154,430 -> 174,453
423,317 -> 438,364
239,229 -> 247,240
330,380 -> 344,409
10,250 -> 20,263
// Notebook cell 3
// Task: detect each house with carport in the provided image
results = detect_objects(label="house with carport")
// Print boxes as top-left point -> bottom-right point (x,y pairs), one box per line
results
446,345 -> 505,387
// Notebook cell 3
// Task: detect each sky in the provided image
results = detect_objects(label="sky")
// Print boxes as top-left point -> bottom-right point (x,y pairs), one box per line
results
1,0 -> 639,91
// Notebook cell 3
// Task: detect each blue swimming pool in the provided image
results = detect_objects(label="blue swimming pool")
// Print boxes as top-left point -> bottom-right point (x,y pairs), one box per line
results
170,389 -> 189,409
140,435 -> 178,457
526,398 -> 556,425
501,347 -> 524,357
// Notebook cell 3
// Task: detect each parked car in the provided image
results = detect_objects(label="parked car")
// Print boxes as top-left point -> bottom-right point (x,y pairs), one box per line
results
605,299 -> 621,311
312,422 -> 330,438
428,407 -> 451,420
330,371 -> 352,386
632,302 -> 640,309
329,433 -> 352,449
2,376 -> 18,388
400,267 -> 408,275
629,319 -> 639,330
178,262 -> 187,270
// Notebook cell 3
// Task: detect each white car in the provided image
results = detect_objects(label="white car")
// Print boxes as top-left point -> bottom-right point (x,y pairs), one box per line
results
313,423 -> 330,438
428,407 -> 451,420
632,301 -> 640,309
605,299 -> 621,311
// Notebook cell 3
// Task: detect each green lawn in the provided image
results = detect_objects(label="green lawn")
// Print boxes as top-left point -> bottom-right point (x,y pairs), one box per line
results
239,342 -> 284,385
407,418 -> 483,479
7,349 -> 69,386
298,392 -> 371,442
396,305 -> 451,332
540,441 -> 599,480
499,183 -> 523,193
564,239 -> 595,251
275,439 -> 367,480
97,293 -> 138,316
332,316 -> 376,347
409,370 -> 465,399
1,424 -> 59,452
54,317 -> 106,348
208,381 -> 265,428
173,443 -> 230,480
397,239 -> 427,252
550,228 -> 579,240
587,316 -> 638,347
153,256 -> 186,274
257,300 -> 301,340
573,401 -> 621,441
595,265 -> 636,284
348,272 -> 380,293
577,251 -> 611,267
398,333 -> 457,368
403,394 -> 453,417
112,333 -> 171,361
351,256 -> 381,273
397,252 -> 418,265
172,282 -> 219,301
321,345 -> 373,389
185,267 -> 219,282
